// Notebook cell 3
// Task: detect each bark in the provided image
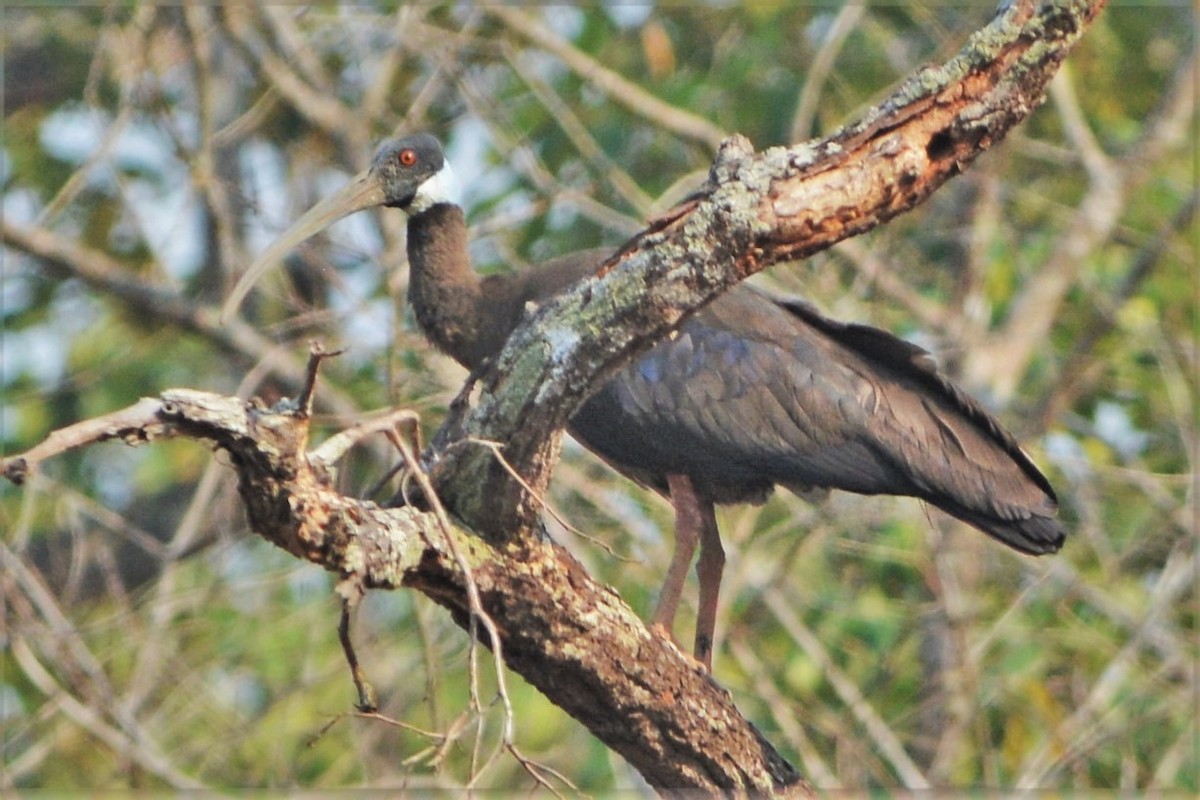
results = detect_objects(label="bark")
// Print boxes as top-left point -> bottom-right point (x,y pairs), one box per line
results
1,387 -> 804,793
2,0 -> 1105,793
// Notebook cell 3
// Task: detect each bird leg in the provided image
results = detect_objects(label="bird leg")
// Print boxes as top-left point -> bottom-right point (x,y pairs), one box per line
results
692,492 -> 724,671
651,474 -> 702,643
653,474 -> 724,671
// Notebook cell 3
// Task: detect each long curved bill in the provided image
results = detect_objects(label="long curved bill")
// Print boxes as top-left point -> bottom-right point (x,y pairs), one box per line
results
220,170 -> 387,322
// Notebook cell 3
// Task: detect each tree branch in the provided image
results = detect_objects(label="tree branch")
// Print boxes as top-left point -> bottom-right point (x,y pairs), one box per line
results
0,219 -> 374,423
2,388 -> 806,793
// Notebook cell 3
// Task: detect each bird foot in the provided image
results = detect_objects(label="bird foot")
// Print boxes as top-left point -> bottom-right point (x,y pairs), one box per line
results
694,635 -> 714,673
650,621 -> 677,645
650,623 -> 711,672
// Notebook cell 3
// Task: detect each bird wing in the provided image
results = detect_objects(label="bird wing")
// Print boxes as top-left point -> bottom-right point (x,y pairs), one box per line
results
569,284 -> 1064,554
771,293 -> 1064,552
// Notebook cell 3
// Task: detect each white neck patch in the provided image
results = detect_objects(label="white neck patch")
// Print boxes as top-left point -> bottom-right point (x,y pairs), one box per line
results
409,163 -> 462,215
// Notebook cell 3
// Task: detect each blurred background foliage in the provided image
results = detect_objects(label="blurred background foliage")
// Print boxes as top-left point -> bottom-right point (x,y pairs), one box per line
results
1,2 -> 1194,792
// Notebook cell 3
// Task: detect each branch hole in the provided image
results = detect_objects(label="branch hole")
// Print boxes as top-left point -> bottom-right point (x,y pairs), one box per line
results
926,131 -> 954,161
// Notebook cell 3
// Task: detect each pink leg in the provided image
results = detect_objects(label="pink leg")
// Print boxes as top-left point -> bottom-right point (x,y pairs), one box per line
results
654,474 -> 724,671
651,474 -> 702,639
691,489 -> 723,671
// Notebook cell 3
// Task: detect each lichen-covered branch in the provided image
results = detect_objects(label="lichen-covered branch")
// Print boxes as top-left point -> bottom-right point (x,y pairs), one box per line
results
1,388 -> 806,794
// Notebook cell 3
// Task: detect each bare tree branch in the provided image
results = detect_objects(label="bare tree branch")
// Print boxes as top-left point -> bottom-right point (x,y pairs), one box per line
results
964,48 -> 1195,397
0,219 -> 373,422
2,388 -> 807,793
487,6 -> 728,151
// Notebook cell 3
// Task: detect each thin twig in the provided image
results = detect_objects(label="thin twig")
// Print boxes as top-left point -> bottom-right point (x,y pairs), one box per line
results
970,52 -> 1195,397
257,5 -> 335,95
728,637 -> 841,789
790,0 -> 866,141
385,425 -> 521,781
0,219 -> 370,422
461,437 -> 637,563
1,398 -> 165,485
1014,544 -> 1195,787
763,586 -> 931,790
309,408 -> 419,470
357,709 -> 448,741
298,342 -> 345,418
423,709 -> 473,768
504,40 -> 655,217
222,4 -> 355,141
35,6 -> 152,227
1042,193 -> 1196,422
506,742 -> 578,798
304,713 -> 345,748
487,6 -> 726,150
8,636 -> 205,789
337,592 -> 379,712
2,544 -> 204,789
452,68 -> 644,237
184,3 -> 250,290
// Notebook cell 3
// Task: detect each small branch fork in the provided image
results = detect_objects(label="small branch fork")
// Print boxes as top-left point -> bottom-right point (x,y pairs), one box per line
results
3,397 -> 169,487
298,342 -> 345,418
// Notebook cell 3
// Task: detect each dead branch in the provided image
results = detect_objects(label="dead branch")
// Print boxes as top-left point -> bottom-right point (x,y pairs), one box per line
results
2,386 -> 807,794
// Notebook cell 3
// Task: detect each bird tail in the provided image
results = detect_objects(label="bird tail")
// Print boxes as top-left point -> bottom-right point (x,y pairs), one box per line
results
779,298 -> 1068,557
937,500 -> 1065,556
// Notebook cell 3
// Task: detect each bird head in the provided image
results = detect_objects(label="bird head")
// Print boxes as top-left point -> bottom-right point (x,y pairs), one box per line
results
221,133 -> 459,321
370,133 -> 460,212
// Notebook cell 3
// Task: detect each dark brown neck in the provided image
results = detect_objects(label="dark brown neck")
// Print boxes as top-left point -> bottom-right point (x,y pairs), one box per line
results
408,203 -> 536,371
406,203 -> 612,371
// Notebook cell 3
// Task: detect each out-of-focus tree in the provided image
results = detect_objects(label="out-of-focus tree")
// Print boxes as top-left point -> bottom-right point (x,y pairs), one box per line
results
1,2 -> 1193,792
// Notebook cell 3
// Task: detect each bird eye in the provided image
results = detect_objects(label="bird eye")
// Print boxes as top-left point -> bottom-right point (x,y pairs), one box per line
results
399,148 -> 417,166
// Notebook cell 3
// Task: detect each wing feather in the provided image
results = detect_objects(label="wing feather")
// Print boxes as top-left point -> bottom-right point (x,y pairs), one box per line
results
568,284 -> 1064,554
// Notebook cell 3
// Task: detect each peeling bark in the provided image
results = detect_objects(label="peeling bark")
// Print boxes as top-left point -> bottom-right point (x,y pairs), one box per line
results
3,388 -> 806,793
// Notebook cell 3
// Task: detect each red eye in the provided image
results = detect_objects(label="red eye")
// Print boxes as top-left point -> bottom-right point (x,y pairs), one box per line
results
399,148 -> 417,166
